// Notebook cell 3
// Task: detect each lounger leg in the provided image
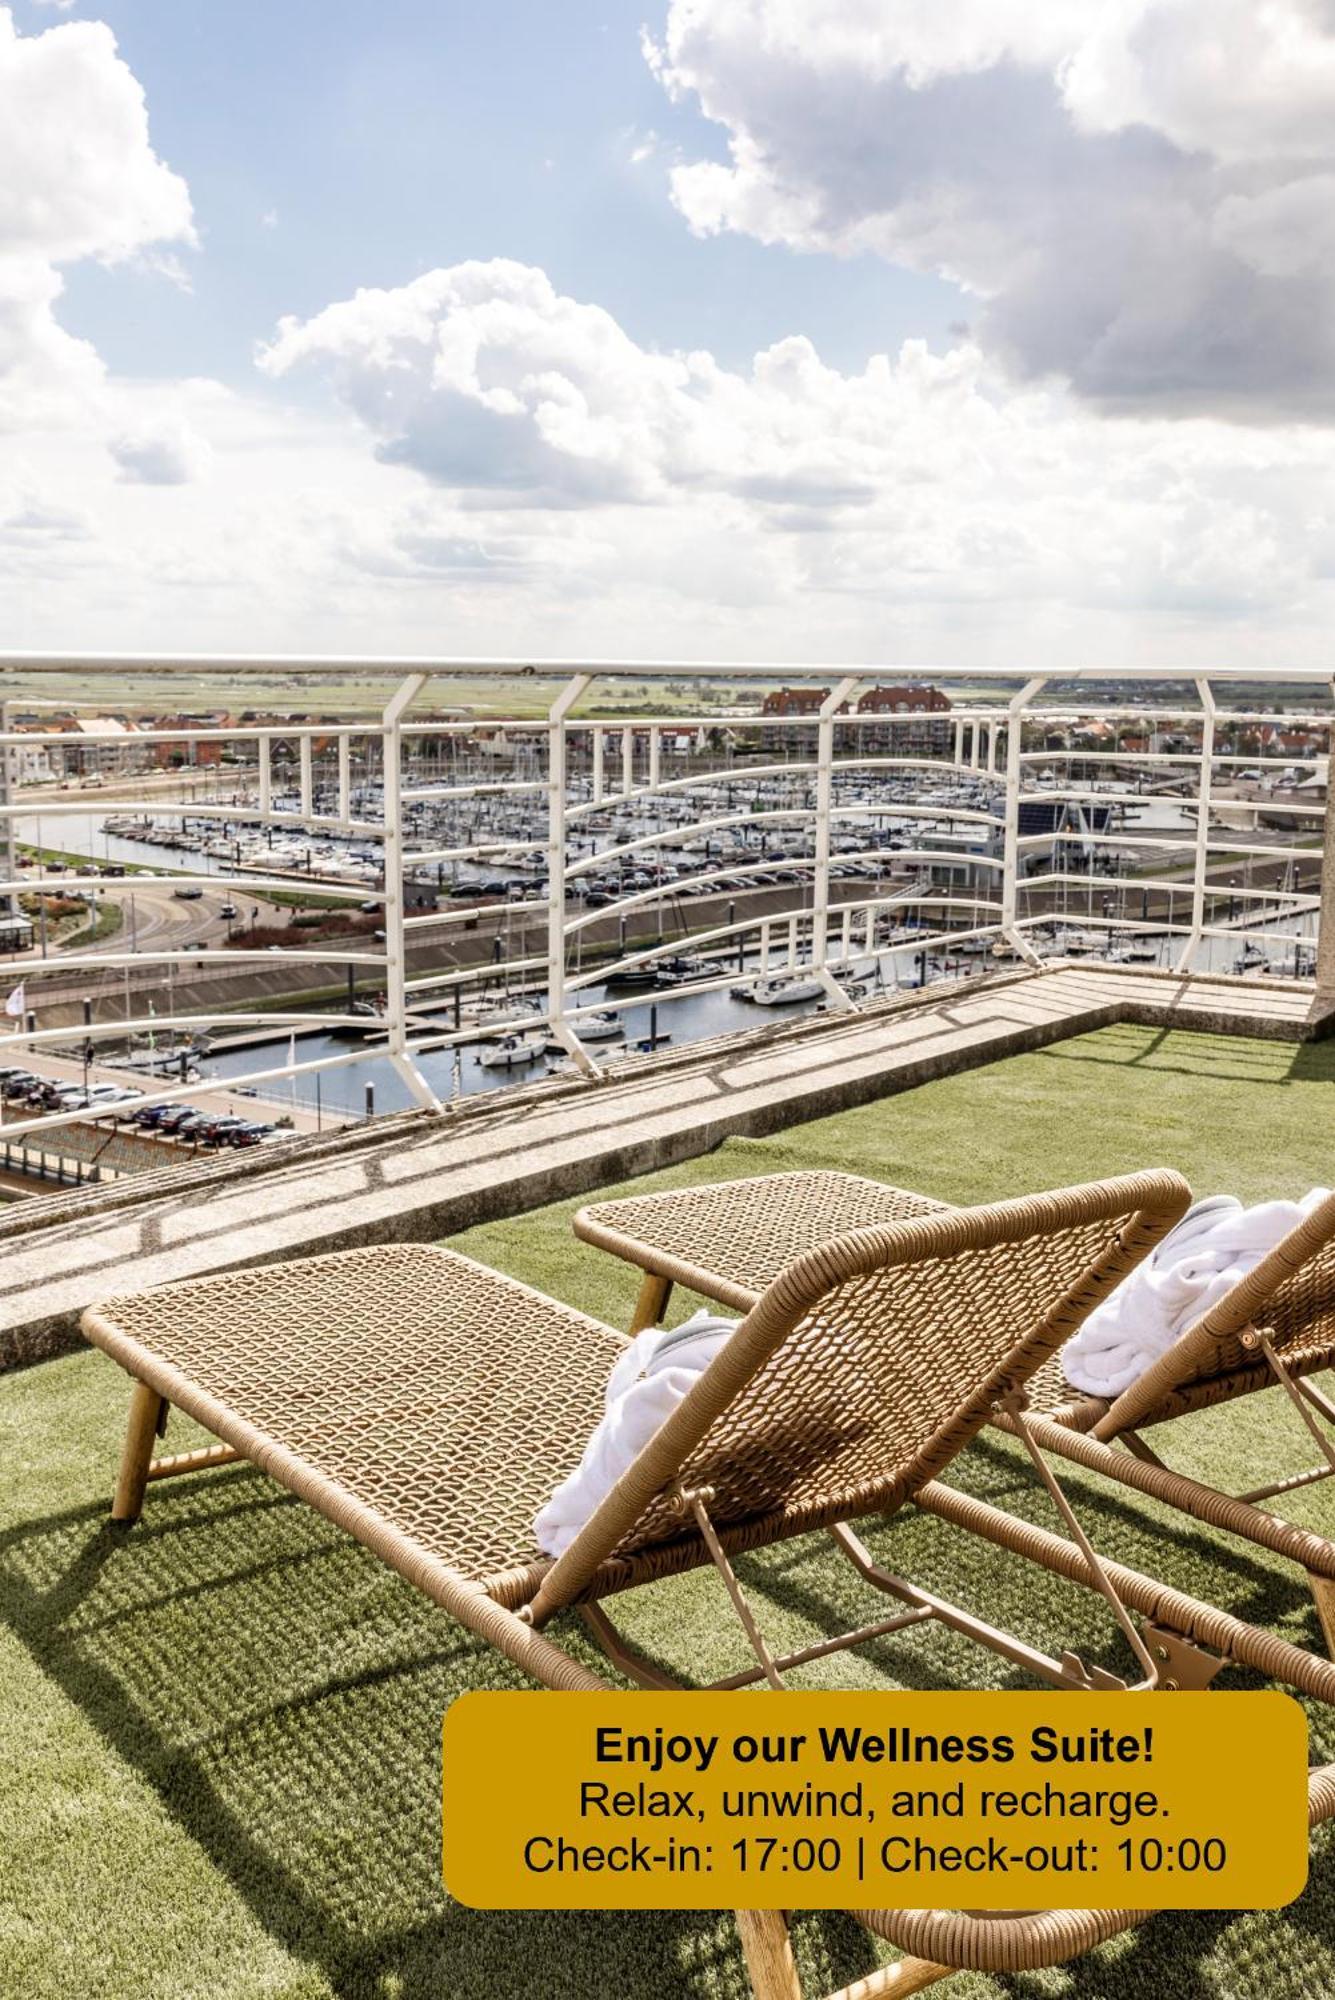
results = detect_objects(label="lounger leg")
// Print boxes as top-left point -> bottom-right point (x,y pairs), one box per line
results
629,1271 -> 673,1334
735,1916 -> 952,2000
1310,1573 -> 1335,1660
823,1962 -> 955,1998
112,1380 -> 166,1525
735,1909 -> 804,2000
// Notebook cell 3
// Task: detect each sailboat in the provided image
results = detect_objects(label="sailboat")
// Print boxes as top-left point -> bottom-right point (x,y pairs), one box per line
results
731,972 -> 823,1005
477,1033 -> 548,1070
576,1010 -> 624,1041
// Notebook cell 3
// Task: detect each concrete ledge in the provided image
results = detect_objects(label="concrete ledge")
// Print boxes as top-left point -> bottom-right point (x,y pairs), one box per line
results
0,962 -> 1324,1370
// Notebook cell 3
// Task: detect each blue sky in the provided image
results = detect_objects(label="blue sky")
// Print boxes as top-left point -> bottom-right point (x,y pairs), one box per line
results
38,0 -> 963,389
6,1 -> 1335,665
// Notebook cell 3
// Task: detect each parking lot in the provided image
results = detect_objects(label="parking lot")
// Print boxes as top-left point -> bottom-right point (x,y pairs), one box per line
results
0,1039 -> 321,1180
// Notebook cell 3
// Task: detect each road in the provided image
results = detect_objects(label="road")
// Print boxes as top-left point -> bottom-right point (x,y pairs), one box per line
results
12,876 -> 309,963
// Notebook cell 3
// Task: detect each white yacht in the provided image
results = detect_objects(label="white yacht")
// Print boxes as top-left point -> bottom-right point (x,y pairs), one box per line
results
477,1034 -> 548,1070
732,973 -> 824,1005
576,1010 -> 624,1041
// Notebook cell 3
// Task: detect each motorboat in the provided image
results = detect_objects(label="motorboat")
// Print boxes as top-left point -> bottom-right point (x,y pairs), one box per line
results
662,955 -> 728,981
603,965 -> 680,994
732,974 -> 824,1005
576,1010 -> 624,1041
477,1034 -> 548,1070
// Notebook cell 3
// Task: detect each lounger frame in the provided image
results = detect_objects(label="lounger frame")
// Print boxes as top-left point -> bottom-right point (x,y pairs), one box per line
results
81,1175 -> 1335,1999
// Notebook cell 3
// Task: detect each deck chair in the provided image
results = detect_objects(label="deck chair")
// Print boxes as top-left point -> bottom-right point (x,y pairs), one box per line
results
575,1175 -> 1335,1657
81,1171 -> 1335,1999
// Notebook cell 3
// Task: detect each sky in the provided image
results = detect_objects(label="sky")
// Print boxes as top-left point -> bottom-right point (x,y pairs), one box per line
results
5,0 -> 1335,668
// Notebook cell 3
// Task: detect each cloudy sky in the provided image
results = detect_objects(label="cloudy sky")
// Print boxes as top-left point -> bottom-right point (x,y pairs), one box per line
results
5,0 -> 1335,667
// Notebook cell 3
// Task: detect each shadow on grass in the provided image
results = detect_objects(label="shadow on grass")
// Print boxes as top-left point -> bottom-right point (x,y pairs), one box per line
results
0,1470 -> 874,2000
5,1440 -> 1335,2000
1032,1021 -> 1335,1090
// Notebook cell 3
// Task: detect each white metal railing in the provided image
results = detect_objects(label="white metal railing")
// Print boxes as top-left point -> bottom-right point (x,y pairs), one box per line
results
0,656 -> 1331,1147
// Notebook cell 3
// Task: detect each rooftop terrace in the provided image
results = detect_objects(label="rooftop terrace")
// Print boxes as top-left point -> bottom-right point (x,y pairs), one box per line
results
4,1020 -> 1335,2000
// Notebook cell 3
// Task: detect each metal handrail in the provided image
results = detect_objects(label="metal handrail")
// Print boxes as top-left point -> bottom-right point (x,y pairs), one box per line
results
0,657 -> 1329,1137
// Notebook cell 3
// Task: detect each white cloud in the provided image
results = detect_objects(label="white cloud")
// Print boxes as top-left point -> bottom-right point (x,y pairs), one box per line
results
2,254 -> 1287,659
0,6 -> 193,429
260,259 -> 719,506
6,3 -> 1335,671
648,0 -> 1335,418
110,418 -> 212,485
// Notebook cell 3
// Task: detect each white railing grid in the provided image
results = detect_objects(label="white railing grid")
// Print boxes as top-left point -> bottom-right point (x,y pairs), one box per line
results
0,658 -> 1329,1138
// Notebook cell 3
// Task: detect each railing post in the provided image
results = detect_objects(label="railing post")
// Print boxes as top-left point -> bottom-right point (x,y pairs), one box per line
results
338,732 -> 351,824
381,673 -> 440,1109
546,674 -> 595,1073
813,677 -> 859,1009
0,699 -> 17,920
1002,677 -> 1048,960
258,732 -> 271,818
1175,678 -> 1216,973
299,732 -> 313,818
1314,720 -> 1335,1021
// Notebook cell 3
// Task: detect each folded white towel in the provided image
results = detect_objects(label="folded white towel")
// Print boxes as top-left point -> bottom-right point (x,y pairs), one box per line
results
534,1308 -> 740,1557
1062,1189 -> 1331,1399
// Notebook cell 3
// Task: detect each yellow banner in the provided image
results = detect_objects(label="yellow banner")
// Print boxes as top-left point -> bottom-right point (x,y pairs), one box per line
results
442,1690 -> 1308,1911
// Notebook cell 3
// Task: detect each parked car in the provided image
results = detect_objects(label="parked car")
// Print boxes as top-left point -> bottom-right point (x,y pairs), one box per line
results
90,1095 -> 142,1119
156,1106 -> 201,1134
198,1116 -> 248,1146
3,1073 -> 38,1101
47,1086 -> 90,1110
133,1105 -> 173,1129
225,1122 -> 270,1146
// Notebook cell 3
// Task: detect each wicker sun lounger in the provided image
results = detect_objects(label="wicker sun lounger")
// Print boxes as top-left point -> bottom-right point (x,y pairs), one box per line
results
81,1173 -> 1335,1999
575,1174 -> 1335,1655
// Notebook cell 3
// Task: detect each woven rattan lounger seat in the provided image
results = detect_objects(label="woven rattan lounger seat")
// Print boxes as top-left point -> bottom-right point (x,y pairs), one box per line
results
80,1178 -> 1335,1999
576,1175 -> 1335,1640
576,1170 -> 954,1329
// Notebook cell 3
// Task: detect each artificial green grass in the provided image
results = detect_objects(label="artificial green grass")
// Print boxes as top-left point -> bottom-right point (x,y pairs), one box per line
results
3,1022 -> 1335,2000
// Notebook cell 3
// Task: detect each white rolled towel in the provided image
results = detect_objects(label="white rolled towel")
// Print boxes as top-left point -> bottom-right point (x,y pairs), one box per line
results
534,1308 -> 740,1558
1062,1189 -> 1331,1399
